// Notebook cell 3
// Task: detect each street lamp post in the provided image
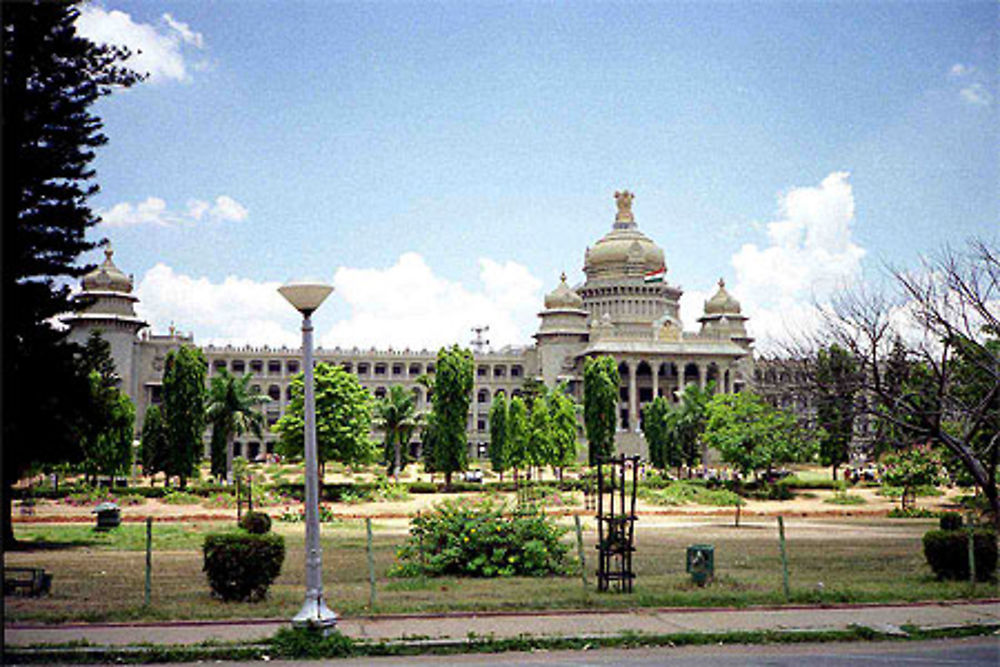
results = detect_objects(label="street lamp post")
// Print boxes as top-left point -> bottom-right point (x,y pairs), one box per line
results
278,282 -> 337,634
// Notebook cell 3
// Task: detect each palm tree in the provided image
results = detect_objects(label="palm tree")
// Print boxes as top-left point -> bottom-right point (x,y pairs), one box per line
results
206,369 -> 268,484
374,385 -> 422,483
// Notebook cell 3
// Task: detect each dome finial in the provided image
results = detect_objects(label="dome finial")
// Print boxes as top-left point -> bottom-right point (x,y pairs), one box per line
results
560,271 -> 567,283
718,277 -> 725,288
614,190 -> 635,224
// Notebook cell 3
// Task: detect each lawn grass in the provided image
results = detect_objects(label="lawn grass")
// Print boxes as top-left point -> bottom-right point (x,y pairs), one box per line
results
5,516 -> 994,624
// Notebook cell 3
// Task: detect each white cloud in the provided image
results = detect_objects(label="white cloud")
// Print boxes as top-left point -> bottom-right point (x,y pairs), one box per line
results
727,172 -> 866,348
99,195 -> 248,227
162,13 -> 204,49
136,264 -> 300,347
207,195 -> 249,222
134,254 -> 544,352
101,197 -> 172,227
960,83 -> 992,107
75,6 -> 204,83
949,63 -> 973,78
322,253 -> 543,350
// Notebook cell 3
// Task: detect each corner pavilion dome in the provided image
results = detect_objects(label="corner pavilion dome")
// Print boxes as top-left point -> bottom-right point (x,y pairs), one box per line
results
704,278 -> 741,315
544,273 -> 584,310
81,246 -> 133,293
583,190 -> 665,280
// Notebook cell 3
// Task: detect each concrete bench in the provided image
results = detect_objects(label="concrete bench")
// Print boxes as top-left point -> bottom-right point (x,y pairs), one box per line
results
4,567 -> 52,596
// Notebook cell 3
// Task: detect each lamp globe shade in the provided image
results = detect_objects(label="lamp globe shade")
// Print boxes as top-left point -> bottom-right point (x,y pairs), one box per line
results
278,283 -> 334,315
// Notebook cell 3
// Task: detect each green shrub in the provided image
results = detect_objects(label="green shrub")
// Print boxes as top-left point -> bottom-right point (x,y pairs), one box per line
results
639,482 -> 742,507
824,491 -> 867,506
406,481 -> 438,494
202,532 -> 285,601
888,507 -> 940,519
271,626 -> 356,659
162,490 -> 203,505
939,513 -> 964,531
391,498 -> 570,578
373,476 -> 410,502
922,528 -> 997,581
239,511 -> 272,534
779,477 -> 842,491
741,482 -> 793,501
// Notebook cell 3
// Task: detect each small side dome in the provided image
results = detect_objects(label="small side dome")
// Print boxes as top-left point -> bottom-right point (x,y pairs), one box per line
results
81,245 -> 133,293
544,272 -> 584,310
704,278 -> 741,315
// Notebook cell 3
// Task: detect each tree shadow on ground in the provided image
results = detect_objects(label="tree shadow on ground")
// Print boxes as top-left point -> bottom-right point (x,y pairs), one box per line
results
6,537 -> 100,551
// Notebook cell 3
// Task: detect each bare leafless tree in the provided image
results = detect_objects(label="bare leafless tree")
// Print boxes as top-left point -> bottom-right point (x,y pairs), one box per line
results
815,239 -> 999,528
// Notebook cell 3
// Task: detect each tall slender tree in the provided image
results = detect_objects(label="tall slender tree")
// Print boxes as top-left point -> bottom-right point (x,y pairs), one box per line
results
206,369 -> 268,484
641,396 -> 674,471
162,346 -> 207,487
76,331 -> 133,486
374,385 -> 422,483
424,345 -> 474,489
527,392 -> 552,480
583,356 -> 620,466
3,1 -> 141,548
488,391 -> 509,481
140,404 -> 170,485
507,395 -> 529,483
548,385 -> 579,480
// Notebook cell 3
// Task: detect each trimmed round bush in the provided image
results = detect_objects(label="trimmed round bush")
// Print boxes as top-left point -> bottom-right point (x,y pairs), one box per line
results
922,528 -> 997,582
203,532 -> 285,601
939,512 -> 963,531
240,511 -> 272,534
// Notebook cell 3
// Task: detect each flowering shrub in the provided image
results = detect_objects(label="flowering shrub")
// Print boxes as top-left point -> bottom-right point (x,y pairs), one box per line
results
278,504 -> 340,523
161,491 -> 203,506
374,476 -> 410,502
201,493 -> 237,509
390,498 -> 570,578
64,488 -> 145,507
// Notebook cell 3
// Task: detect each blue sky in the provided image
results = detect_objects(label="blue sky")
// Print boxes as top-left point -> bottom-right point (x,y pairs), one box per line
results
73,1 -> 997,351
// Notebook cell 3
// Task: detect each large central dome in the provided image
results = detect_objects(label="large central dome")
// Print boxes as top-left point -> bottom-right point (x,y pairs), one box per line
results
583,190 -> 665,281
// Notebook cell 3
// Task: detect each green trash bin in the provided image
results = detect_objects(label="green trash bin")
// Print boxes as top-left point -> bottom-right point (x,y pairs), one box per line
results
686,544 -> 714,586
93,502 -> 121,530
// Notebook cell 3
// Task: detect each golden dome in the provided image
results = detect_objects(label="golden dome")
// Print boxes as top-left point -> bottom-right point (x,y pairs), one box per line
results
583,190 -> 665,278
544,272 -> 584,310
704,278 -> 741,315
81,246 -> 133,293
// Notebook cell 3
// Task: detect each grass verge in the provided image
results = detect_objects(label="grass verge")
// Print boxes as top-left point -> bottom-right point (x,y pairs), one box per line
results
7,623 -> 999,663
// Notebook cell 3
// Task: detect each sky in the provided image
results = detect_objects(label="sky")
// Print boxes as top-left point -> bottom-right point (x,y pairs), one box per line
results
71,1 -> 998,353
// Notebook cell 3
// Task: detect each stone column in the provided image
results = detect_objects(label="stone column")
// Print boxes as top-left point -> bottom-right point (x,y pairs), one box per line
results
628,359 -> 638,432
652,361 -> 659,399
698,363 -> 705,390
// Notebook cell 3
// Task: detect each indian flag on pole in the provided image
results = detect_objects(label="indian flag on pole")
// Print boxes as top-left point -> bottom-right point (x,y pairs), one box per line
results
644,266 -> 666,283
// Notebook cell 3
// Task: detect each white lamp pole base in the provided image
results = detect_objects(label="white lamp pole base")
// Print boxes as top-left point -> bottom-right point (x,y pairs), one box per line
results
292,595 -> 338,634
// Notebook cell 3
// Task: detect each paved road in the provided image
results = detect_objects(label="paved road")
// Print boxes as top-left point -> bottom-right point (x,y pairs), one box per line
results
216,637 -> 999,666
7,601 -> 1000,647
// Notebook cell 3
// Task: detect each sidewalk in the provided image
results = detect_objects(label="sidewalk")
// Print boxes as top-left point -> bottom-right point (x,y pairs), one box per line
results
6,600 -> 1000,648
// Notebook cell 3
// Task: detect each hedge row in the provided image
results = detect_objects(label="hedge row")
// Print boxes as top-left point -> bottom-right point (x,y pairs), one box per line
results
922,528 -> 997,581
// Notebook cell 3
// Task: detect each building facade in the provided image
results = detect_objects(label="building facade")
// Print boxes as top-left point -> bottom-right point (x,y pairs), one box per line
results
68,191 -> 755,461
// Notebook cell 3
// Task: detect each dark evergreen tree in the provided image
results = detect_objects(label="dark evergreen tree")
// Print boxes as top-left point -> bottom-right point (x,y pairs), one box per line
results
814,344 -> 859,480
77,330 -> 135,485
3,1 -> 140,547
488,391 -> 509,480
583,356 -> 620,466
424,345 -> 474,488
141,404 -> 171,484
162,346 -> 208,487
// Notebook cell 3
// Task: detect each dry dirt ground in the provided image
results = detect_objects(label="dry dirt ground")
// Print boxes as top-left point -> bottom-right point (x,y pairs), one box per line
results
11,483 -> 968,526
